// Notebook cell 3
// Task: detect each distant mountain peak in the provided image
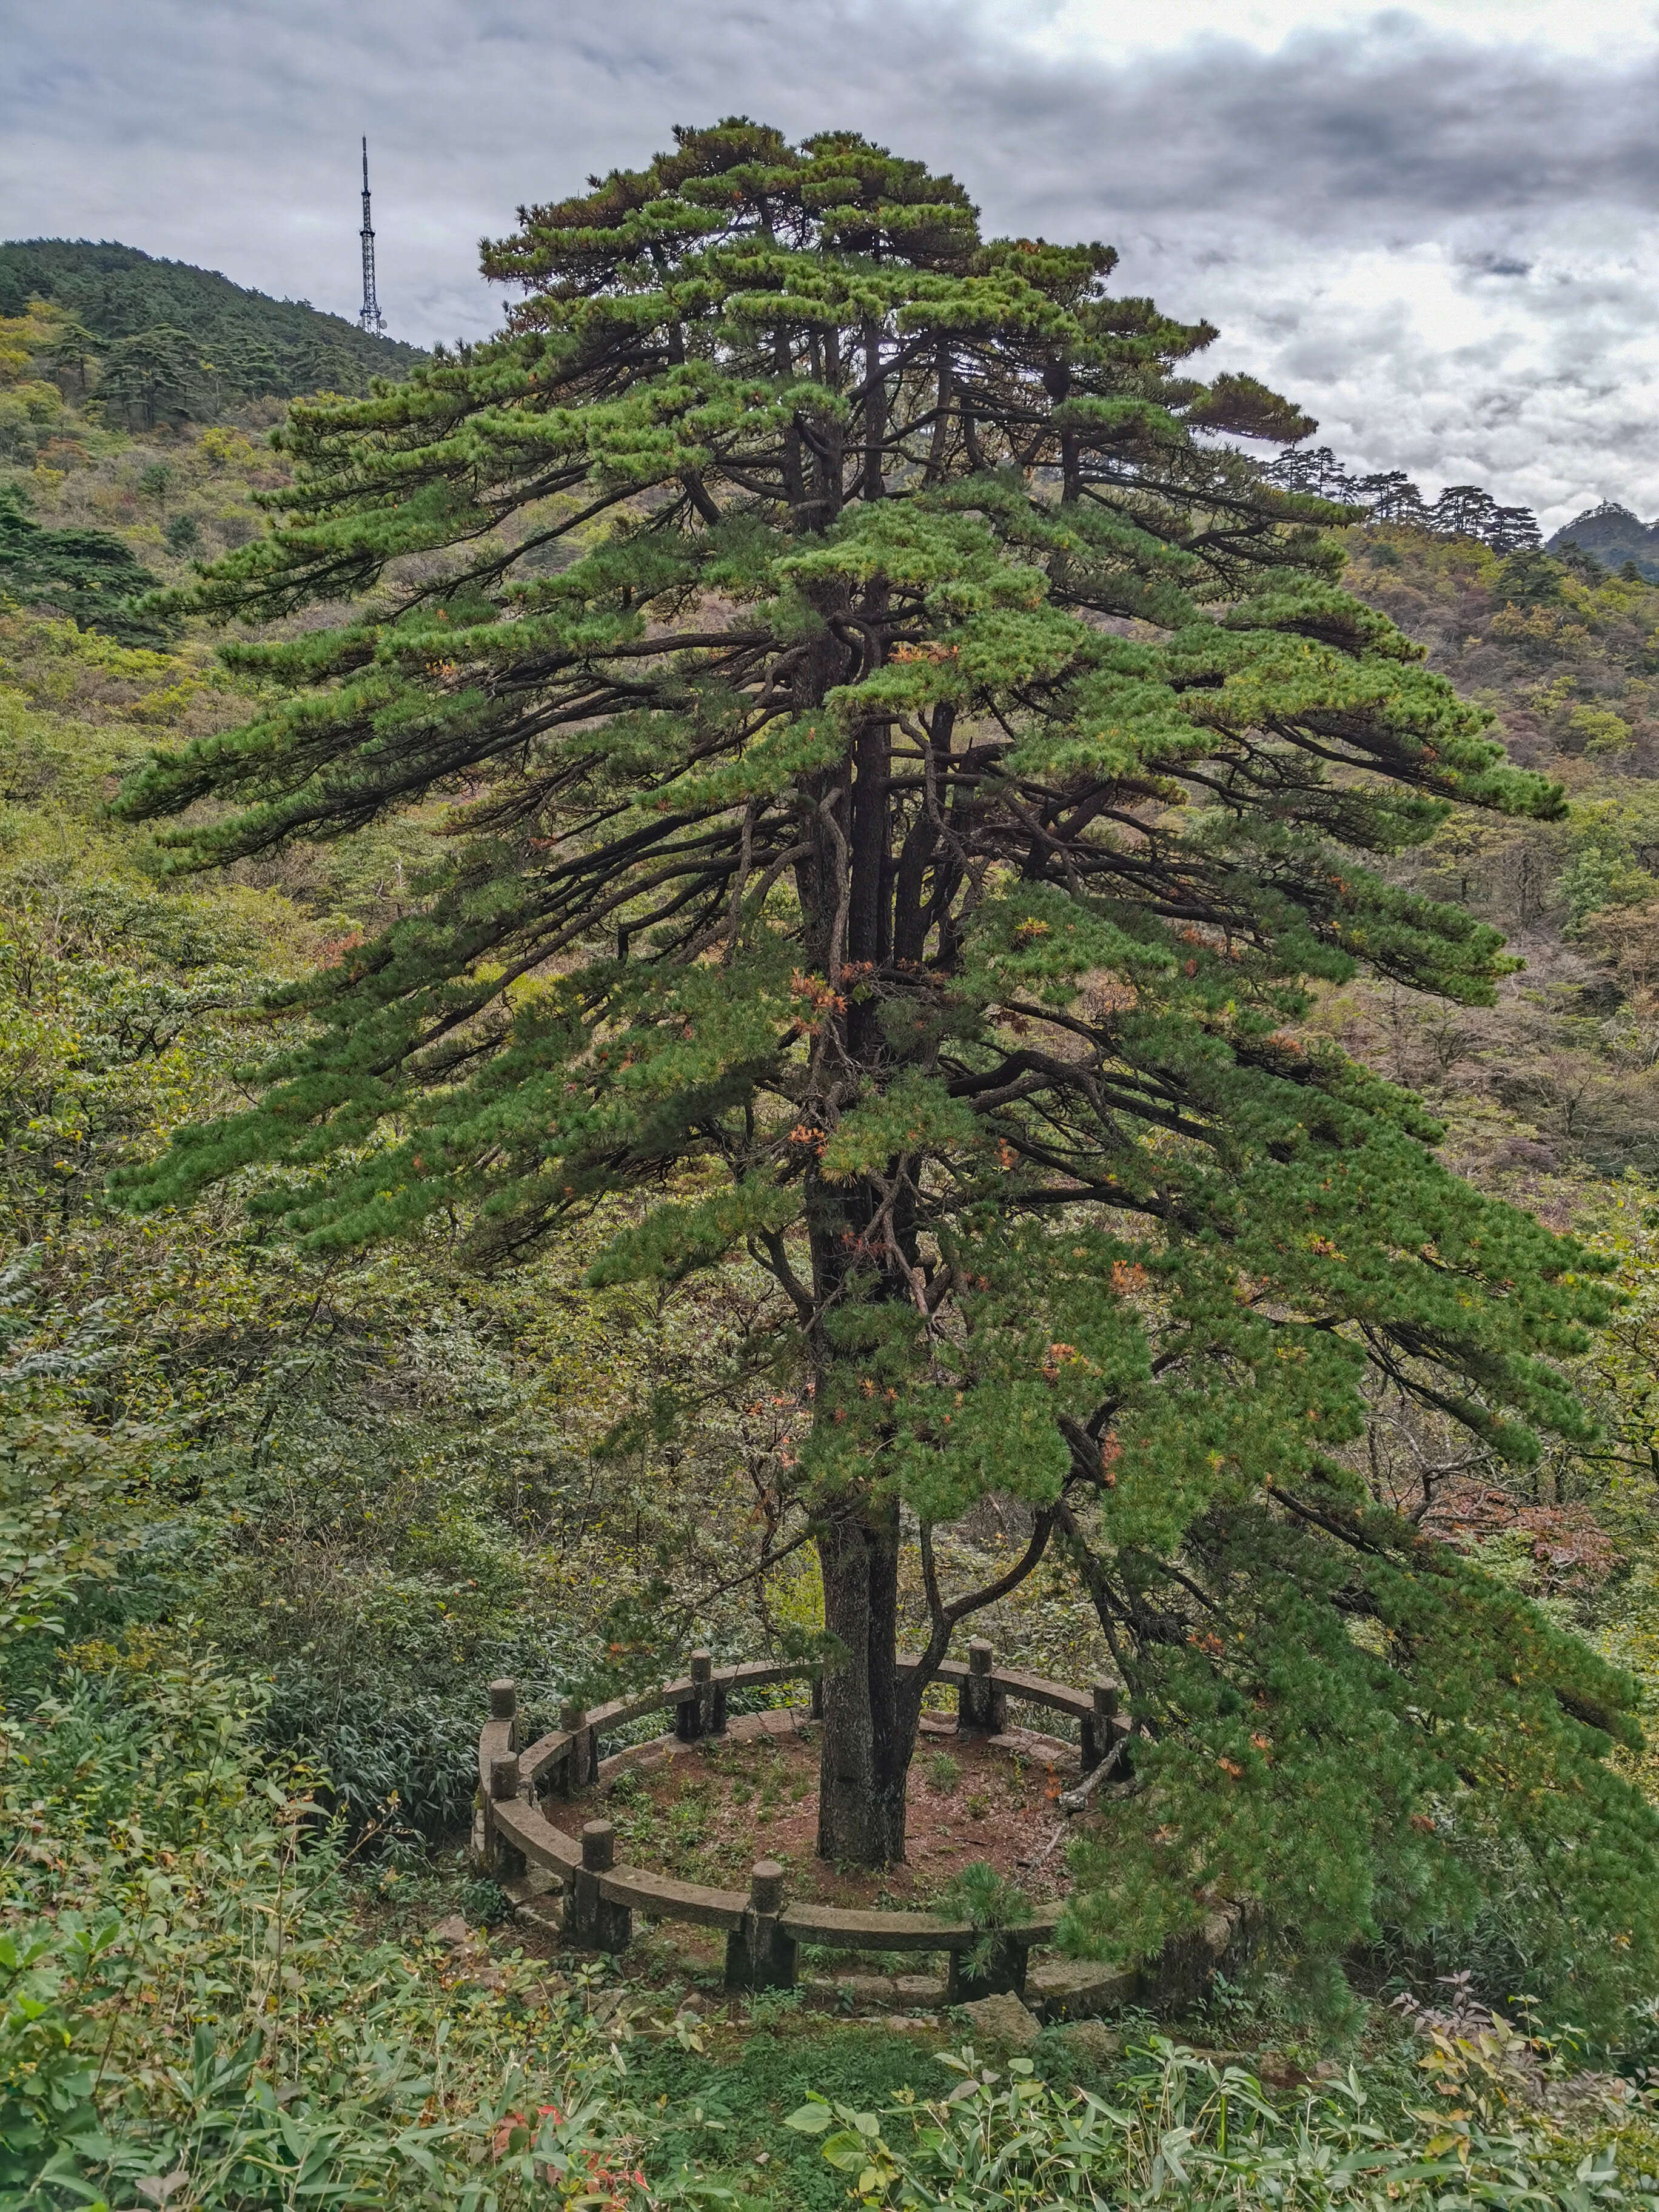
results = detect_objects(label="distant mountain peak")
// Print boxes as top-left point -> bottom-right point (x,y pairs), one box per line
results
1546,501 -> 1659,580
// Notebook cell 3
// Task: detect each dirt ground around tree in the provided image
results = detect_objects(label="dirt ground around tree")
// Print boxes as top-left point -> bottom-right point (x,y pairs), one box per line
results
540,1711 -> 1079,1909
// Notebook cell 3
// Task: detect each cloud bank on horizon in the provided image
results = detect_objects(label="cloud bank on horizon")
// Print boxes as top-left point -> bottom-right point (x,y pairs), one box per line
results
5,0 -> 1658,532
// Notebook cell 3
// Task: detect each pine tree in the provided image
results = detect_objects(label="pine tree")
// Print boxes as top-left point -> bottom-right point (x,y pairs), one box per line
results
95,324 -> 206,431
42,314 -> 101,400
0,485 -> 158,640
116,122 -> 1657,1989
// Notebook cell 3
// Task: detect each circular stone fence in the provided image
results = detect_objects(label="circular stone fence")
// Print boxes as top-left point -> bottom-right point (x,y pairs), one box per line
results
474,1643 -> 1127,2002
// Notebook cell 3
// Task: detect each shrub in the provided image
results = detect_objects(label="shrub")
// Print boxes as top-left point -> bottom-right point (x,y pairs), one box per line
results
785,2037 -> 1642,2210
0,1636 -> 662,2210
460,1875 -> 511,1929
936,1861 -> 1031,1985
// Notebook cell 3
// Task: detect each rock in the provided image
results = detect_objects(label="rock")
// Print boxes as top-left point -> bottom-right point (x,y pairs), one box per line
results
895,1972 -> 947,2003
503,1870 -> 560,1902
431,1917 -> 508,1992
958,1990 -> 1040,2052
1061,2019 -> 1122,2068
514,1897 -> 564,1937
1026,1956 -> 1135,2022
1201,1908 -> 1236,1956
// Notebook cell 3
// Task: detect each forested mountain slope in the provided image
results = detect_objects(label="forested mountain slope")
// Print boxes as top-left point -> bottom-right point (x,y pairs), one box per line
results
0,238 -> 423,432
1547,500 -> 1659,581
3,298 -> 1659,2200
1339,527 -> 1659,1178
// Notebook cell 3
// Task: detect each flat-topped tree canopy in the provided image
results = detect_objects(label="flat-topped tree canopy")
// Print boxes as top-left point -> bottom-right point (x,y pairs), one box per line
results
117,119 -> 1657,2000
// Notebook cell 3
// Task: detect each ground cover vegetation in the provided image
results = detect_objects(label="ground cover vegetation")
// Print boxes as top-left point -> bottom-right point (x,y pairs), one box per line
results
543,1719 -> 1074,1909
4,120 -> 1659,2207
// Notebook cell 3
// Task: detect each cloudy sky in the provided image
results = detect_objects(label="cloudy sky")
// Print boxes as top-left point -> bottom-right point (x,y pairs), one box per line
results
6,0 -> 1659,531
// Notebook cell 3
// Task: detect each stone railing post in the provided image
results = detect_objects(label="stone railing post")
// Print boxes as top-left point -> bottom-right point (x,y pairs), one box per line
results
475,1680 -> 520,1872
1081,1680 -> 1119,1774
484,1751 -> 525,1880
958,1640 -> 1007,1735
560,1698 -> 599,1791
725,1858 -> 797,1991
675,1649 -> 726,1741
565,1819 -> 631,1953
489,1677 -> 519,1748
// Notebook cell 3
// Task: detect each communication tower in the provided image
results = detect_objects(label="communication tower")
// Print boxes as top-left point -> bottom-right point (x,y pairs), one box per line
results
358,137 -> 385,333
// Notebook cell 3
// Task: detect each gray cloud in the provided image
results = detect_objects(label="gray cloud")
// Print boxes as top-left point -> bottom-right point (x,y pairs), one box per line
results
4,2 -> 1659,526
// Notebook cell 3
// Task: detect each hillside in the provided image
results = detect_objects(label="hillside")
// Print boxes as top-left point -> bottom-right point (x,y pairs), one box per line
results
0,250 -> 418,593
1332,526 -> 1659,1175
1547,500 -> 1659,581
0,238 -> 423,418
5,367 -> 1659,2202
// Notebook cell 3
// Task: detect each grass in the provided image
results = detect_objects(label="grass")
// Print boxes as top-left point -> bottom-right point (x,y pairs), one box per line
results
629,2019 -> 1107,2209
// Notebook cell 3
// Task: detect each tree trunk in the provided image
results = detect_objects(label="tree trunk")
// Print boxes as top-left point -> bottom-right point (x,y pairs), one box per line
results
815,1500 -> 915,1865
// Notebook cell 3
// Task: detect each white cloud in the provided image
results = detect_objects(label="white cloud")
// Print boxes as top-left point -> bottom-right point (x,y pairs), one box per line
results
1130,224 -> 1659,528
984,0 -> 1659,63
4,0 -> 1659,528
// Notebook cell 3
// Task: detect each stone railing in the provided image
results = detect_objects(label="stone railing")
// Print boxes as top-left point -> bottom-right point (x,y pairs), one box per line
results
475,1641 -> 1125,1999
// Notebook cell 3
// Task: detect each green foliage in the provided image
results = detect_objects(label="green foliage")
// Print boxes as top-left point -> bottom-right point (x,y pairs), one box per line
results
0,1914 -> 118,2202
936,1860 -> 1030,1931
0,484 -> 159,640
1558,791 -> 1659,931
163,511 -> 201,557
0,383 -> 1649,2212
1343,525 -> 1659,794
0,608 -> 819,1842
96,326 -> 213,432
460,1877 -> 512,1928
0,1634 -> 671,2211
0,1256 -> 130,1652
0,239 -> 424,406
935,1858 -> 1031,1981
107,117 -> 1659,1969
785,2037 -> 1645,2209
631,2020 -> 1035,2210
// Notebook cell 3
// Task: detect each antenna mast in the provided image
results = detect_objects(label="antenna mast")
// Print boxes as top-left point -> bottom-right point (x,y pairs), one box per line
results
358,136 -> 385,333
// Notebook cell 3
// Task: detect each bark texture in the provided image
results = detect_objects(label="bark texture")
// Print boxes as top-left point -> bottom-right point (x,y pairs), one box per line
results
814,1504 -> 913,1863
